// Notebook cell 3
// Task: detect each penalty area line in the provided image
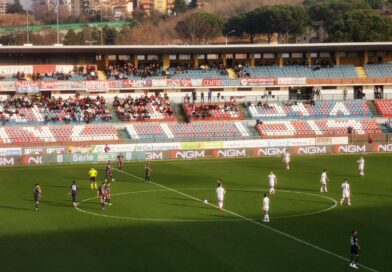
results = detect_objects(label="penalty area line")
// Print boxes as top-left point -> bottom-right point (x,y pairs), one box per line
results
116,169 -> 380,272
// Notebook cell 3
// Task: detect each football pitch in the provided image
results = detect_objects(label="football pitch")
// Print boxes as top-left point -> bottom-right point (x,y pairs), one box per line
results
1,154 -> 391,272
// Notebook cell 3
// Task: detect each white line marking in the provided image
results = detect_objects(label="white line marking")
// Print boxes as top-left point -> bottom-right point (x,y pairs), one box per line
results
75,188 -> 336,222
115,168 -> 380,272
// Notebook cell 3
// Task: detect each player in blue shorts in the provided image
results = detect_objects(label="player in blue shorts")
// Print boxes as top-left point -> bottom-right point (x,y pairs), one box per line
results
33,183 -> 41,211
97,182 -> 107,210
117,154 -> 124,171
349,230 -> 360,269
105,161 -> 113,182
105,181 -> 112,206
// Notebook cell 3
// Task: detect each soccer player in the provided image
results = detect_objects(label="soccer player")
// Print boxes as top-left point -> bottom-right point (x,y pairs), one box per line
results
144,162 -> 151,184
105,181 -> 112,206
105,161 -> 113,182
216,180 -> 225,210
33,183 -> 41,211
340,179 -> 352,206
97,182 -> 106,210
357,156 -> 365,177
268,171 -> 277,194
349,230 -> 360,269
283,149 -> 291,170
262,193 -> 270,222
117,154 -> 124,171
88,167 -> 98,190
320,169 -> 329,192
70,180 -> 78,207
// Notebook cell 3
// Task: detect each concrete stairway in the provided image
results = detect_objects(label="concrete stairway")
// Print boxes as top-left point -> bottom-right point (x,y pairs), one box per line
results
355,66 -> 368,79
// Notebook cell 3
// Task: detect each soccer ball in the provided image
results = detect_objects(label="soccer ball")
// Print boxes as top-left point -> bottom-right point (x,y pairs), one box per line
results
203,200 -> 208,204
112,179 -> 116,182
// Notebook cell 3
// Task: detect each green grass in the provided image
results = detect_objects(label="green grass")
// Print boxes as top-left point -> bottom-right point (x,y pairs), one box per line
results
1,154 -> 391,272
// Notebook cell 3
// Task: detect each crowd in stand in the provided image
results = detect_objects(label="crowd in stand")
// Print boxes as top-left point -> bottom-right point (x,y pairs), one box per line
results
184,100 -> 240,119
0,94 -> 111,124
113,93 -> 174,121
105,61 -> 162,79
0,71 -> 27,81
31,65 -> 97,81
105,61 -> 230,79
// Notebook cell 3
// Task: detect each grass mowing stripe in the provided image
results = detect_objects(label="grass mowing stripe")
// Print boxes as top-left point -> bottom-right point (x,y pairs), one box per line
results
116,168 -> 380,272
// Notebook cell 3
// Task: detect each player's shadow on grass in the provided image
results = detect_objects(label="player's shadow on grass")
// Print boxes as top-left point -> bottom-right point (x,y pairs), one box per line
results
163,202 -> 213,210
165,197 -> 197,202
0,205 -> 34,212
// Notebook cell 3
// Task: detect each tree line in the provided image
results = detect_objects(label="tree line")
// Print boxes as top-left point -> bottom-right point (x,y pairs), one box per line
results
2,0 -> 392,45
175,0 -> 392,44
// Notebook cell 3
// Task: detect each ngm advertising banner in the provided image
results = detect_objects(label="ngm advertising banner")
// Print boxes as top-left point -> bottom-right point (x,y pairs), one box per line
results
0,142 -> 392,167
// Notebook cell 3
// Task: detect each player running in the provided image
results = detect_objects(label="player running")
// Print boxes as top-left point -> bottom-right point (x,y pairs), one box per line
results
97,182 -> 107,210
70,180 -> 79,207
262,193 -> 270,222
268,171 -> 277,194
105,161 -> 114,182
320,169 -> 330,192
88,167 -> 98,190
33,183 -> 42,211
349,230 -> 360,269
216,180 -> 226,210
357,157 -> 365,177
117,154 -> 124,171
105,181 -> 112,206
144,162 -> 151,184
340,179 -> 352,206
283,149 -> 291,170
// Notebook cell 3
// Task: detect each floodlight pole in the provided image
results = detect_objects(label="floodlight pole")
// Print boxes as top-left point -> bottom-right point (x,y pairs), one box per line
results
225,30 -> 235,46
26,9 -> 29,44
56,0 -> 60,44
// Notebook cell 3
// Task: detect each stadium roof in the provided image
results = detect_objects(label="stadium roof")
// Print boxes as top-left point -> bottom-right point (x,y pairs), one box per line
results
1,42 -> 392,55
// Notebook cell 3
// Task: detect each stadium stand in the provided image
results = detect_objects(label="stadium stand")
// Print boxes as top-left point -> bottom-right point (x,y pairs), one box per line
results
256,119 -> 381,137
242,65 -> 358,78
183,102 -> 242,121
364,64 -> 392,78
375,100 -> 392,117
31,65 -> 97,81
125,121 -> 250,140
0,124 -> 118,144
0,95 -> 111,124
247,100 -> 371,119
113,94 -> 175,122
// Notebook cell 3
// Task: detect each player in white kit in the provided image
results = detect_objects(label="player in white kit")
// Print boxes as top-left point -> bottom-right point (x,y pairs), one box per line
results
216,180 -> 226,210
357,157 -> 365,176
268,171 -> 277,194
263,193 -> 270,222
340,179 -> 351,206
283,149 -> 291,170
320,169 -> 329,192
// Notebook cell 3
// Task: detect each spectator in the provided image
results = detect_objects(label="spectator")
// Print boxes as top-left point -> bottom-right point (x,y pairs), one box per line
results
104,144 -> 110,153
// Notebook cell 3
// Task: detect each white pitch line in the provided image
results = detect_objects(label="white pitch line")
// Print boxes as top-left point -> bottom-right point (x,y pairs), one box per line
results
116,169 -> 380,272
75,188 -> 336,222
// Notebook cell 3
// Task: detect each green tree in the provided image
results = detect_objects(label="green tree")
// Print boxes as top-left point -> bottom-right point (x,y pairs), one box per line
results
7,0 -> 24,14
64,30 -> 80,45
102,27 -> 118,45
305,0 -> 371,41
224,10 -> 261,44
331,9 -> 392,41
365,0 -> 385,9
264,5 -> 309,43
173,0 -> 188,14
175,12 -> 223,44
188,0 -> 198,9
